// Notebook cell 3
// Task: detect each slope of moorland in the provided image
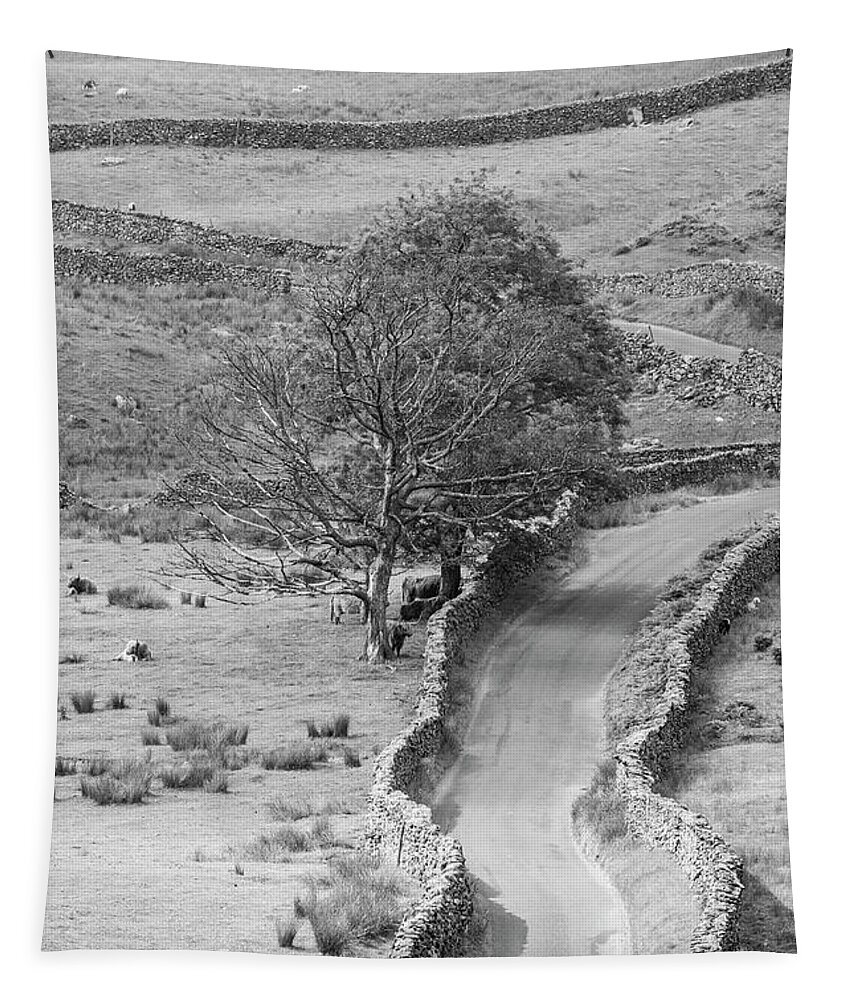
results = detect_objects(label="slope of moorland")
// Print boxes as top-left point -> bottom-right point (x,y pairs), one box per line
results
49,91 -> 788,272
47,50 -> 784,125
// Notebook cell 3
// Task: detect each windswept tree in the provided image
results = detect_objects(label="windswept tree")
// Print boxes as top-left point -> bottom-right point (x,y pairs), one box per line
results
173,175 -> 630,661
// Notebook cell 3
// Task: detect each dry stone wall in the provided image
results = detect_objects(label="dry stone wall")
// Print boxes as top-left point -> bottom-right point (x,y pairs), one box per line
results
52,200 -> 340,263
53,244 -> 292,293
369,491 -> 583,957
595,260 -> 784,304
48,59 -> 791,153
620,324 -> 782,411
619,442 -> 780,493
611,518 -> 781,951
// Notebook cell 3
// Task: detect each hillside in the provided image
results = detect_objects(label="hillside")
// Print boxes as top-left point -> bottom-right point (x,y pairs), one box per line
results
47,50 -> 785,125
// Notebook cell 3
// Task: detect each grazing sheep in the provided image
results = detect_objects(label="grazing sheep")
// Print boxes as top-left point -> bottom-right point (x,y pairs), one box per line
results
81,80 -> 97,95
126,202 -> 136,213
115,87 -> 129,101
291,84 -> 310,94
113,639 -> 153,662
67,576 -> 97,597
747,597 -> 762,613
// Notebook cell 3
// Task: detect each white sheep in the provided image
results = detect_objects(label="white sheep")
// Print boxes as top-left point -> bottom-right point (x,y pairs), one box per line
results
747,597 -> 762,613
115,87 -> 130,101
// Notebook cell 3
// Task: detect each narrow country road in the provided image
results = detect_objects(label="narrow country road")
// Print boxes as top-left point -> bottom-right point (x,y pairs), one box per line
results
431,487 -> 780,957
613,318 -> 742,361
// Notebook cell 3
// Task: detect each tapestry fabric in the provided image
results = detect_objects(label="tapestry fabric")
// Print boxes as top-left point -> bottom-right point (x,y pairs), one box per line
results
45,48 -> 792,956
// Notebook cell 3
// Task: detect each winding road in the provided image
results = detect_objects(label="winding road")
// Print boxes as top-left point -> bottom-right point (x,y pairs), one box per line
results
613,318 -> 742,362
431,486 -> 779,957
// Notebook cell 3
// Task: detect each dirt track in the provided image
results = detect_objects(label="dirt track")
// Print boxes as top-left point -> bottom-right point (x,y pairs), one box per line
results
431,486 -> 779,956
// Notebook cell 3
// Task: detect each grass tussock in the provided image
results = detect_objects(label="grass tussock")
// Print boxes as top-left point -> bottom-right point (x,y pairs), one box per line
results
572,759 -> 628,844
266,794 -> 359,822
306,713 -> 350,738
141,727 -> 161,746
343,747 -> 361,768
160,752 -> 218,790
55,756 -> 77,776
164,720 -> 248,753
59,652 -> 85,664
80,759 -> 152,805
70,689 -> 96,714
107,584 -> 169,610
275,916 -> 299,949
108,692 -> 127,709
261,741 -> 328,771
299,852 -> 411,955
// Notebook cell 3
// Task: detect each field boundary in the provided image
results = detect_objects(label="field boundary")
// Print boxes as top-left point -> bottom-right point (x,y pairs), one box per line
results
610,517 -> 780,951
52,200 -> 341,263
53,244 -> 292,294
368,491 -> 583,957
595,260 -> 784,305
48,58 -> 790,153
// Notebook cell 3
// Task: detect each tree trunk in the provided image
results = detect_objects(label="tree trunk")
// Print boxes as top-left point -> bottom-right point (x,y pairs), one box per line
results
439,527 -> 464,599
363,545 -> 394,663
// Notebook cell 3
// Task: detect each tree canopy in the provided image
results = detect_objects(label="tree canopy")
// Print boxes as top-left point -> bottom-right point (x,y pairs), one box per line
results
174,174 -> 631,661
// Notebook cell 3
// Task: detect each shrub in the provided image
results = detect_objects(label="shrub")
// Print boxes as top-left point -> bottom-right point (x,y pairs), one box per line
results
108,692 -> 127,709
275,916 -> 299,949
70,689 -> 96,714
343,747 -> 361,768
261,742 -> 327,771
107,584 -> 169,610
754,634 -> 773,652
165,721 -> 248,753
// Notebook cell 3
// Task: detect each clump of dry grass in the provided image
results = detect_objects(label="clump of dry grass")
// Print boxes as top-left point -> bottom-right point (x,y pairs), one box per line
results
55,756 -> 77,776
80,759 -> 152,804
571,759 -> 628,844
204,770 -> 229,794
108,692 -> 127,709
165,720 -> 248,752
306,714 -> 350,739
261,741 -> 327,771
265,794 -> 359,821
60,652 -> 85,664
275,916 -> 299,949
160,752 -> 217,790
70,689 -> 96,714
107,584 -> 169,610
343,747 -> 361,768
298,852 -> 410,955
141,727 -> 161,746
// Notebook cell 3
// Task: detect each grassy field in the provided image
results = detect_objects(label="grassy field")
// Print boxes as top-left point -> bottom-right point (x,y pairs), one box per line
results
49,91 -> 789,272
623,392 -> 782,447
613,288 -> 784,356
47,536 -> 432,953
657,576 -> 795,952
47,50 -> 785,125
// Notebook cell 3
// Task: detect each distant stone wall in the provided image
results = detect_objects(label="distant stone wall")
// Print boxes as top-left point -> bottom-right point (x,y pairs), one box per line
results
611,518 -> 781,951
619,442 -> 780,493
369,491 -> 583,957
53,244 -> 291,293
595,260 -> 784,305
620,324 -> 782,411
52,200 -> 340,263
48,59 -> 791,152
